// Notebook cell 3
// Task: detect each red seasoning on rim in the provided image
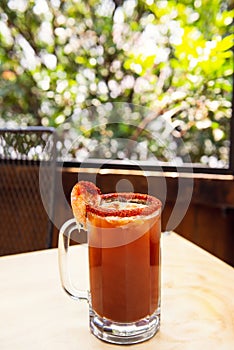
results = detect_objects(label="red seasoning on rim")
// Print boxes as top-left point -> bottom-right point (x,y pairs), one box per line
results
71,181 -> 161,227
88,192 -> 161,218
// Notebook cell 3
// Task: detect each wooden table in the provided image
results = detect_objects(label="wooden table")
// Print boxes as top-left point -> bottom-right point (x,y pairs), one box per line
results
0,232 -> 233,350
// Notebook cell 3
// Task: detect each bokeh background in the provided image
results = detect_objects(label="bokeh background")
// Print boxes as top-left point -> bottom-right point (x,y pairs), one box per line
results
0,0 -> 233,168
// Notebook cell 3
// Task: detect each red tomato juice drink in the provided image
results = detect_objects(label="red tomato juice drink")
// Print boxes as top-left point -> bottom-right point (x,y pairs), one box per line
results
59,182 -> 162,345
86,192 -> 161,344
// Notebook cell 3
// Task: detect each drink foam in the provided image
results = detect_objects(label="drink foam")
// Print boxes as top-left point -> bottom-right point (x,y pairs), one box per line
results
100,200 -> 147,211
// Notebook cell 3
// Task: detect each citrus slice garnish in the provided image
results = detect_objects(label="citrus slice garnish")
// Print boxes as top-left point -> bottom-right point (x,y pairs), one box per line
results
71,181 -> 101,227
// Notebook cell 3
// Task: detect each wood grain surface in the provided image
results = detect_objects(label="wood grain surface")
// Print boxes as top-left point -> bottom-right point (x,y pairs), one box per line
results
0,232 -> 233,350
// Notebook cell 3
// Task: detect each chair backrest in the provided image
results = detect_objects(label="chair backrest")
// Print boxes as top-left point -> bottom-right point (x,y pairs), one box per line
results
0,127 -> 57,255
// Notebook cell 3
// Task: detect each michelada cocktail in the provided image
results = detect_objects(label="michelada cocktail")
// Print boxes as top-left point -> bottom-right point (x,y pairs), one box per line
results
59,181 -> 162,345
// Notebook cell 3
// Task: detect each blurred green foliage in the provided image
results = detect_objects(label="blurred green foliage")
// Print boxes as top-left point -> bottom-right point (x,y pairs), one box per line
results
0,0 -> 233,167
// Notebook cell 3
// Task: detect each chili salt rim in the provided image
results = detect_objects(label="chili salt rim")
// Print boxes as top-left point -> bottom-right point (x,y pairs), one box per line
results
87,192 -> 161,218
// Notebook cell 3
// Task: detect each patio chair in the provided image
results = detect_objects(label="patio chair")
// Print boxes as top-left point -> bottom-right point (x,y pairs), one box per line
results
0,127 -> 57,255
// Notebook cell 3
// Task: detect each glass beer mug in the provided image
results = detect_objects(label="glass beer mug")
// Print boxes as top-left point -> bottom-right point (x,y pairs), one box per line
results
58,189 -> 162,345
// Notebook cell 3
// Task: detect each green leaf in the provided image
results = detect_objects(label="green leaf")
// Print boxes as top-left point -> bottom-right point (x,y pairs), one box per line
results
215,35 -> 234,52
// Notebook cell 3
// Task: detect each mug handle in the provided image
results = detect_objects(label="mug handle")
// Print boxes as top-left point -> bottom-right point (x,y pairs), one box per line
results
58,218 -> 89,302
